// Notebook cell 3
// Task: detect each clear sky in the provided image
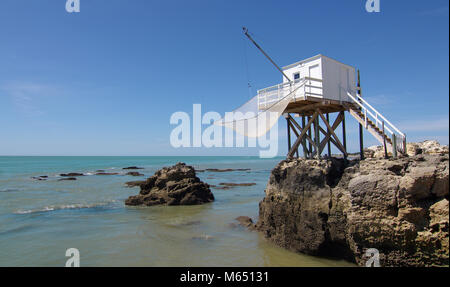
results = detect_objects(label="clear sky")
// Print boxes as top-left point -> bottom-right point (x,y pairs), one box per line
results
0,0 -> 448,156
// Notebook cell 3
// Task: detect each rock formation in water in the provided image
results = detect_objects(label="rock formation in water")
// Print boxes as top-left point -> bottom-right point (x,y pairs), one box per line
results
256,142 -> 449,267
125,162 -> 214,206
126,171 -> 144,176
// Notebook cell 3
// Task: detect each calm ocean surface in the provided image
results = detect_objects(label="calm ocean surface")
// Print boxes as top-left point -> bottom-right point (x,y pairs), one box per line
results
0,156 -> 354,267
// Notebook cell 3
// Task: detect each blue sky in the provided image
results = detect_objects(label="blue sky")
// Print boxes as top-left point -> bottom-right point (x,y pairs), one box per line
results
0,0 -> 448,156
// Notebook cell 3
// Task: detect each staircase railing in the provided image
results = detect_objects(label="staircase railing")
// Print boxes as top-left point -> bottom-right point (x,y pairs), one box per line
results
347,91 -> 407,155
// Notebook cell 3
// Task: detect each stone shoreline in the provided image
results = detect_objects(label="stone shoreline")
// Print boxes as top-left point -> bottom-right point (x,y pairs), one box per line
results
254,141 -> 449,267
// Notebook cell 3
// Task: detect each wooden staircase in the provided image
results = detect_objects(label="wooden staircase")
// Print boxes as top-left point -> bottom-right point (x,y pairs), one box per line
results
345,92 -> 406,156
348,107 -> 392,151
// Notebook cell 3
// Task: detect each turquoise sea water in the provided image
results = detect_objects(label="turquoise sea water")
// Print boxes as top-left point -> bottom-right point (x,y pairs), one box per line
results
0,156 -> 354,267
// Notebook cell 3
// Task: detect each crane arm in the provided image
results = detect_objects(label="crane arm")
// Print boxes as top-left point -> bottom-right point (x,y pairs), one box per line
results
242,27 -> 291,82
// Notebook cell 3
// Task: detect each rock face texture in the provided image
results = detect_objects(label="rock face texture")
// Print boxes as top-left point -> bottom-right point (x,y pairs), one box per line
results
365,140 -> 449,159
256,151 -> 449,266
125,163 -> 214,206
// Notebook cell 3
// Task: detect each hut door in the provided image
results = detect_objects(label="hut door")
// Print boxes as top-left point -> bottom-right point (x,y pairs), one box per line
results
308,64 -> 321,96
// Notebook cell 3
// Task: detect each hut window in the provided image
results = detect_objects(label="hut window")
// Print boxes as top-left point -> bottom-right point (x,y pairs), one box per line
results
294,73 -> 300,80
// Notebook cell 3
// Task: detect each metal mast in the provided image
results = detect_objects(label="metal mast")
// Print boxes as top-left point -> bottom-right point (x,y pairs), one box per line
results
242,27 -> 291,82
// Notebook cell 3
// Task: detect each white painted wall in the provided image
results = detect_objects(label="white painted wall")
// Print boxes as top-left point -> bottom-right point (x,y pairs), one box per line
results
281,55 -> 356,102
321,56 -> 356,102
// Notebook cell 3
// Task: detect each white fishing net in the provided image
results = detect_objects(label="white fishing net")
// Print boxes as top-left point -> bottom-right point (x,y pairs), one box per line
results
214,79 -> 305,138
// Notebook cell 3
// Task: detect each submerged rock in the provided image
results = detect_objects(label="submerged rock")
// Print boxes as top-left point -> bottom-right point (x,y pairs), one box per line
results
60,173 -> 84,177
125,180 -> 146,187
125,162 -> 214,206
31,176 -> 48,181
235,216 -> 256,230
123,166 -> 143,170
126,171 -> 144,176
256,152 -> 449,267
219,183 -> 256,187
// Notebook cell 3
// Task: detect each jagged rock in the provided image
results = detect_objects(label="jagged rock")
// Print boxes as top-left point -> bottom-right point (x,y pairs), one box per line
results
365,145 -> 391,158
418,140 -> 449,155
125,163 -> 214,206
365,140 -> 449,159
256,152 -> 449,267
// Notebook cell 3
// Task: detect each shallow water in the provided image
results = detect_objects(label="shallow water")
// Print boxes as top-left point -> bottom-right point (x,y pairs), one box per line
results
0,156 -> 354,267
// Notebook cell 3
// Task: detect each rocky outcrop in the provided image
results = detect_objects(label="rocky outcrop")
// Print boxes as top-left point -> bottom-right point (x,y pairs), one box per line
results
365,140 -> 449,158
256,152 -> 449,267
125,163 -> 214,206
406,140 -> 449,156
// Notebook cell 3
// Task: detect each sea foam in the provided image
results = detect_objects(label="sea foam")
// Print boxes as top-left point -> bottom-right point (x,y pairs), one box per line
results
14,200 -> 117,214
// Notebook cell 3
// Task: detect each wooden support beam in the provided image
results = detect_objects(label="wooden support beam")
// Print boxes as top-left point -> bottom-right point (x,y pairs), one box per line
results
287,116 -> 316,159
358,70 -> 364,160
286,116 -> 291,153
382,121 -> 388,159
289,116 -> 315,151
392,134 -> 398,159
326,113 -> 331,157
287,111 -> 318,158
314,116 -> 320,159
318,112 -> 343,153
318,126 -> 340,153
289,102 -> 329,114
308,116 -> 313,158
301,116 -> 309,158
317,109 -> 348,157
342,111 -> 347,158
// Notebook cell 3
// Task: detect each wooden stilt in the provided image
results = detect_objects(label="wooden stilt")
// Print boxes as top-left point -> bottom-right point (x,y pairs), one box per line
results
287,111 -> 318,158
382,121 -> 388,159
308,116 -> 313,159
314,116 -> 320,159
287,114 -> 317,154
326,113 -> 331,157
392,134 -> 398,159
318,109 -> 347,157
286,116 -> 291,153
357,70 -> 364,160
301,116 -> 308,158
341,111 -> 347,159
